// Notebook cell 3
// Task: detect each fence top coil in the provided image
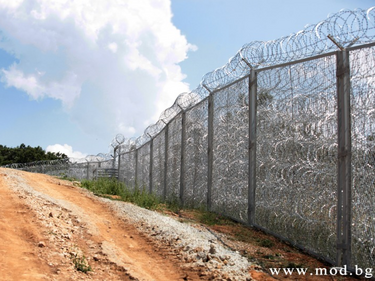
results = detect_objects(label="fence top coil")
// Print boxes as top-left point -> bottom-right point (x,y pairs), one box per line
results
105,6 -> 372,154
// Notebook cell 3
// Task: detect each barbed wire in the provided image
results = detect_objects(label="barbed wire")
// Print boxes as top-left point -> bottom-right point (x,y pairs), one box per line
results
117,6 -> 375,154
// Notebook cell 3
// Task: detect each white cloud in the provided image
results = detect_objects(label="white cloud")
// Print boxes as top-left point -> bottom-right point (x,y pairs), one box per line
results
0,0 -> 196,140
1,64 -> 81,106
46,144 -> 87,159
108,42 -> 118,53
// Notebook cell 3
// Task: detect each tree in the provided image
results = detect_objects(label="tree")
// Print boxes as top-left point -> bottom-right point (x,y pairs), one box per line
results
0,144 -> 68,166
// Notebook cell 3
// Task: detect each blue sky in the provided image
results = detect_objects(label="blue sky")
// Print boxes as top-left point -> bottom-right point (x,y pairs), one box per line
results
0,0 -> 373,158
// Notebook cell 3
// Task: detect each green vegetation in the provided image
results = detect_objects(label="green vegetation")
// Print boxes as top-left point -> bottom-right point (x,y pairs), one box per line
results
258,238 -> 274,248
198,210 -> 235,226
81,178 -> 160,210
164,193 -> 181,214
71,253 -> 92,273
0,143 -> 68,166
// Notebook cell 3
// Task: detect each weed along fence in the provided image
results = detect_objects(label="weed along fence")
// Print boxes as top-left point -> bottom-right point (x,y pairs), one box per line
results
4,7 -> 375,271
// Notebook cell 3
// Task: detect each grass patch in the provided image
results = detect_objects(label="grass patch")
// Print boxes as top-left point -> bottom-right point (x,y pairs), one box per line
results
81,178 -> 125,197
81,178 -> 160,210
165,193 -> 181,214
232,227 -> 258,244
198,210 -> 234,226
258,238 -> 274,248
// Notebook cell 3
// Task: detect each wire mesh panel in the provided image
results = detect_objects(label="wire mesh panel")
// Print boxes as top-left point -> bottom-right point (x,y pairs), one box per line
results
136,143 -> 150,189
256,55 -> 338,261
166,114 -> 182,202
43,162 -> 70,177
152,129 -> 165,198
184,99 -> 209,208
87,162 -> 99,180
211,78 -> 249,223
99,159 -> 113,169
349,45 -> 375,268
7,160 -> 71,177
68,162 -> 87,180
120,152 -> 136,188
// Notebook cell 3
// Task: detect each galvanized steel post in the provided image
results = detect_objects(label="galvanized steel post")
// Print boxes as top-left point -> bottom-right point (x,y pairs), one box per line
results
248,69 -> 257,226
86,160 -> 90,180
117,146 -> 121,181
336,49 -> 352,267
207,90 -> 214,211
134,149 -> 138,188
180,111 -> 186,207
149,137 -> 154,194
163,123 -> 169,201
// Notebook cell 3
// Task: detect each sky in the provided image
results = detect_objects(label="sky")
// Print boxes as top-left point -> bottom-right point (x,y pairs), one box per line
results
0,0 -> 374,159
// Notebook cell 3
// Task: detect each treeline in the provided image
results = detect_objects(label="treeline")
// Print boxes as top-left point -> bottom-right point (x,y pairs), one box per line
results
0,143 -> 68,166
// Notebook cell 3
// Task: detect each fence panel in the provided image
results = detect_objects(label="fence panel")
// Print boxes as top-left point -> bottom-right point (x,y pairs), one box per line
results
68,162 -> 88,180
255,55 -> 338,262
211,78 -> 249,223
136,143 -> 150,189
43,162 -> 70,177
120,151 -> 136,188
87,162 -> 99,180
184,99 -> 209,208
151,129 -> 166,198
349,45 -> 375,268
166,114 -> 182,202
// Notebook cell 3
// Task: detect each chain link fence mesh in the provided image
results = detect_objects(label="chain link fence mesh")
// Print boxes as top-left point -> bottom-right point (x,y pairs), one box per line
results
136,143 -> 151,189
151,130 -> 166,198
184,99 -> 209,208
256,55 -> 338,262
212,78 -> 249,223
165,114 -> 182,202
350,45 -> 375,268
120,151 -> 136,188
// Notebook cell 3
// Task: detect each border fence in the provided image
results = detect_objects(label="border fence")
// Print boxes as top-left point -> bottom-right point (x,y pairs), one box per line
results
4,7 -> 375,271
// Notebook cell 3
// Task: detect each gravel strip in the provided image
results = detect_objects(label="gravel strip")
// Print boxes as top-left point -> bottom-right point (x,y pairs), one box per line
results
100,198 -> 252,280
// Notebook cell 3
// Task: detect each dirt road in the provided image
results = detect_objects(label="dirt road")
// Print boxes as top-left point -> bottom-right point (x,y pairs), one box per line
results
0,168 -> 215,280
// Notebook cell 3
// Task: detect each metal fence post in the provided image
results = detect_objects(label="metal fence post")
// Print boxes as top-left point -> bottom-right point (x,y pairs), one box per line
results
149,138 -> 154,194
207,90 -> 214,211
248,69 -> 257,226
163,123 -> 169,201
117,147 -> 121,181
113,147 -> 117,169
86,160 -> 90,180
180,111 -> 186,207
134,149 -> 138,188
336,49 -> 352,267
